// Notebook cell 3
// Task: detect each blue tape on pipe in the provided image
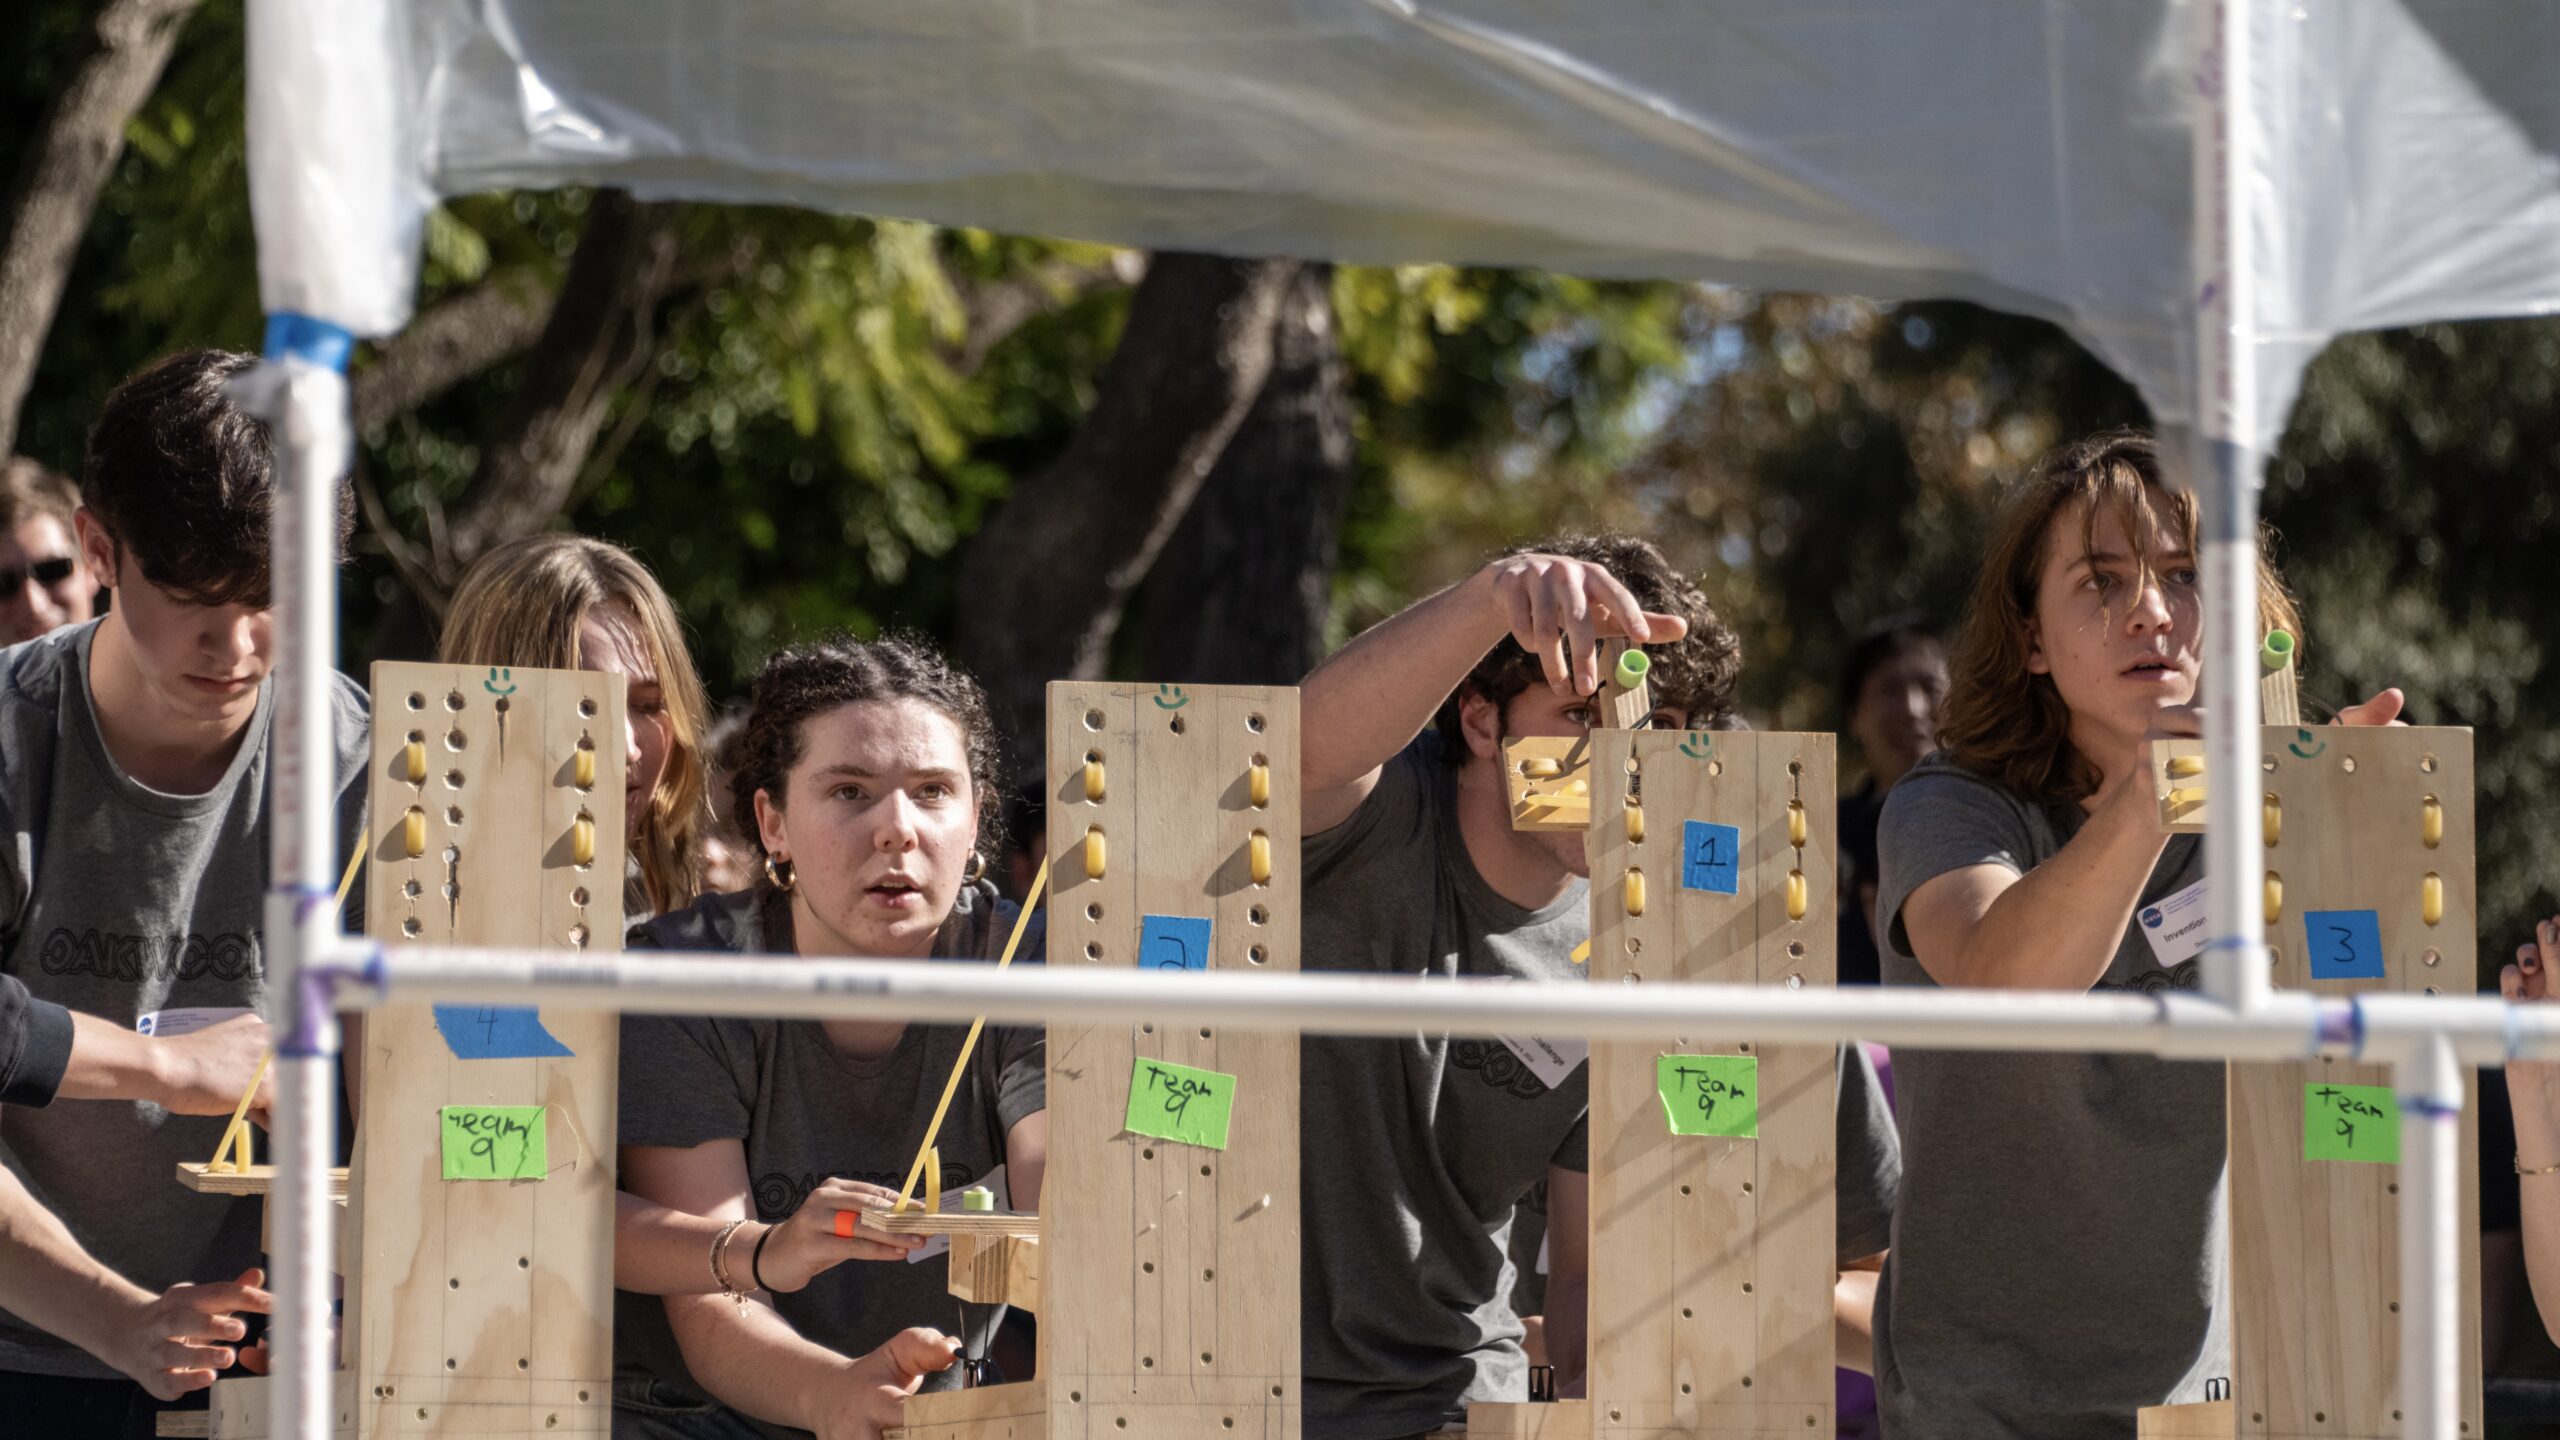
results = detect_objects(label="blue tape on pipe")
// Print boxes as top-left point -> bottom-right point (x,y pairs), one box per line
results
264,312 -> 355,372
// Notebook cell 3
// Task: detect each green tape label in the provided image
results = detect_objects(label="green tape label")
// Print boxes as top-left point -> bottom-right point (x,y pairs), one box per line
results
1657,1055 -> 1758,1138
1124,1059 -> 1235,1151
441,1105 -> 548,1181
2304,1083 -> 2399,1164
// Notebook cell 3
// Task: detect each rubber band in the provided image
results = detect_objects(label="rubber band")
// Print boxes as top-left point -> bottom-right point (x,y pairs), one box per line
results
888,855 -> 1050,1215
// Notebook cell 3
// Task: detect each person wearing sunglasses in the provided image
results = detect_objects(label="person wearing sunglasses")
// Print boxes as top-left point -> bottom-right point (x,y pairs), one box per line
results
0,458 -> 99,647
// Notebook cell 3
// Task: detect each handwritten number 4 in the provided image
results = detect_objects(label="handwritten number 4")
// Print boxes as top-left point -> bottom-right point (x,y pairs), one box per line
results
2336,1118 -> 2357,1150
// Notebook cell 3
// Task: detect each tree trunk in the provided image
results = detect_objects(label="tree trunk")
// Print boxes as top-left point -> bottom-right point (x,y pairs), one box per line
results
445,191 -> 684,567
364,191 -> 684,660
352,273 -> 555,433
0,0 -> 204,456
954,252 -> 1301,759
1138,263 -> 1352,687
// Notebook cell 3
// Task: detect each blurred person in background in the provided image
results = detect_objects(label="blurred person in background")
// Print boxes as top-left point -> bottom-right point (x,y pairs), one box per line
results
0,458 -> 101,647
1837,619 -> 1946,987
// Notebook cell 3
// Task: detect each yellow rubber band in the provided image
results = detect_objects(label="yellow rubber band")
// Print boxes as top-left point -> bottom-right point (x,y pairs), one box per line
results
893,855 -> 1050,1212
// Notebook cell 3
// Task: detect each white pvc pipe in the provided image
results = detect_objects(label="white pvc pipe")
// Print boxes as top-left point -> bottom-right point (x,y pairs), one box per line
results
2191,0 -> 2272,1015
254,361 -> 350,1440
316,942 -> 2560,1068
2397,1034 -> 2464,1440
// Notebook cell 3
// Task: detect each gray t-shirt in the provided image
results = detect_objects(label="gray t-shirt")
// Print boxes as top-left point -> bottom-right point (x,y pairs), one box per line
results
0,620 -> 369,1379
1299,733 -> 1592,1440
614,882 -> 1045,1440
1871,754 -> 2226,1439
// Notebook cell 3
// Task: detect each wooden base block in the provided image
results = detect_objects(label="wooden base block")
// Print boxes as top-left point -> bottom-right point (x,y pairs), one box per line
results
891,1380 -> 1047,1440
949,1232 -> 1041,1312
152,1373 -> 359,1440
2137,1399 -> 2233,1439
1471,1397 -> 1830,1439
1467,1399 -> 1590,1438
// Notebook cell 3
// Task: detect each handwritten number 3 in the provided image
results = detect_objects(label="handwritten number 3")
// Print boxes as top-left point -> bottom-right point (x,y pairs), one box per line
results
2327,924 -> 2357,968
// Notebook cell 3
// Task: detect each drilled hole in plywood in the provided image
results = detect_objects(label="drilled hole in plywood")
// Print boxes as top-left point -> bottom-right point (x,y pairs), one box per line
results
1247,713 -> 1265,733
403,880 -> 421,899
569,924 -> 590,949
2422,753 -> 2439,774
1787,760 -> 1803,776
1142,1262 -> 1154,1274
446,806 -> 463,826
572,887 -> 590,906
1169,715 -> 1186,735
1248,905 -> 1268,926
2341,755 -> 2358,774
445,769 -> 464,790
407,693 -> 425,712
1787,939 -> 1805,959
402,918 -> 421,937
445,691 -> 464,712
1248,945 -> 1268,965
1086,903 -> 1102,922
1085,942 -> 1102,960
446,729 -> 466,752
1707,759 -> 1723,777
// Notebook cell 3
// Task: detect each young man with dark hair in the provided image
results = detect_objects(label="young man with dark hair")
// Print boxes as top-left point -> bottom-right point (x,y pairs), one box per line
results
0,456 -> 100,646
0,349 -> 369,1435
1296,536 -> 1901,1439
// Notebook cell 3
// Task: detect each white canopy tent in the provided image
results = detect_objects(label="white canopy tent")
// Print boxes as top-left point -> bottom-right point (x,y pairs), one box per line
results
235,2 -> 2560,1436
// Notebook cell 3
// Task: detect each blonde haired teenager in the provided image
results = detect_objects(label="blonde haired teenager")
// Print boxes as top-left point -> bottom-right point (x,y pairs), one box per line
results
1870,430 -> 2401,1437
439,534 -> 713,919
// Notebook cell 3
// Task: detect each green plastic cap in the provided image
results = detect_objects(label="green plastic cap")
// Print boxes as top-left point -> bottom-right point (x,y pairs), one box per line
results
1613,648 -> 1651,690
2260,629 -> 2296,673
960,1186 -> 995,1212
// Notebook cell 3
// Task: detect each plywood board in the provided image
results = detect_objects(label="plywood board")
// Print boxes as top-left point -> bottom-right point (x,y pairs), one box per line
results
2228,725 -> 2480,1440
347,664 -> 624,1439
875,1211 -> 1042,1239
1504,736 -> 1596,833
176,1164 -> 349,1197
1476,731 -> 1836,1440
1030,682 -> 1302,1440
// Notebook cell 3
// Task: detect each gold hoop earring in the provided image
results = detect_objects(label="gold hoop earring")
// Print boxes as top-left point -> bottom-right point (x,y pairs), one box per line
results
964,851 -> 988,885
763,854 -> 796,893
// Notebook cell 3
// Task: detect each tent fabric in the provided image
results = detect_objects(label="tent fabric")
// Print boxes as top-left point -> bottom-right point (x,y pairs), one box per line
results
262,1 -> 2560,445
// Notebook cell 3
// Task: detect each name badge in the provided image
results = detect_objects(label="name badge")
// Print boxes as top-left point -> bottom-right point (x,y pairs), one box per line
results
2136,877 -> 2210,969
1499,1034 -> 1589,1091
137,1006 -> 253,1038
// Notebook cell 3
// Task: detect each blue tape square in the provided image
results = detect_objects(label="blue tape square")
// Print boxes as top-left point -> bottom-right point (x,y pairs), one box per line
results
432,1006 -> 574,1059
1139,915 -> 1214,972
2304,909 -> 2388,981
1680,821 -> 1741,895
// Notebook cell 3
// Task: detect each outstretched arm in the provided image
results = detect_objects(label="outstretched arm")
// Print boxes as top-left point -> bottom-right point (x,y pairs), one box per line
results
1300,556 -> 1687,834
